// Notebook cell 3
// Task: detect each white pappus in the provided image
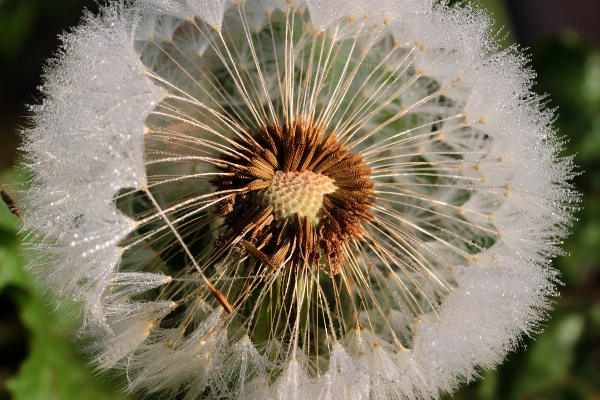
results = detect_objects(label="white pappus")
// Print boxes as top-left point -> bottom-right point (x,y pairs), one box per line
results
20,0 -> 577,399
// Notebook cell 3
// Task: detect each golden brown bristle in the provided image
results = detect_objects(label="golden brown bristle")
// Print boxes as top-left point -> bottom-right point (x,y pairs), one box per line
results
210,116 -> 374,274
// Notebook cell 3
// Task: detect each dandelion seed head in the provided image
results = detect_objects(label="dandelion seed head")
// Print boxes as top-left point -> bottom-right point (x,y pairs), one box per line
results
20,0 -> 578,399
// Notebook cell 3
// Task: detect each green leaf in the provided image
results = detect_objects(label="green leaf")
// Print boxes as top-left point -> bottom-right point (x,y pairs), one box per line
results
512,315 -> 585,398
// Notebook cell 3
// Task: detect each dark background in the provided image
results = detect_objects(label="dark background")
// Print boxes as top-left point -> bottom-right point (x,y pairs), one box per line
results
0,1 -> 599,399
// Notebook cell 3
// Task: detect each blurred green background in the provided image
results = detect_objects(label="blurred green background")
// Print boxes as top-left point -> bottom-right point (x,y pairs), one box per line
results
0,0 -> 599,399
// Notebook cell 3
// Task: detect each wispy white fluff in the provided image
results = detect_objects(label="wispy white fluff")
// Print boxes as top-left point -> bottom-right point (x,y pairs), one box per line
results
20,0 -> 576,399
413,261 -> 557,392
318,343 -> 369,400
271,358 -> 316,400
138,0 -> 229,28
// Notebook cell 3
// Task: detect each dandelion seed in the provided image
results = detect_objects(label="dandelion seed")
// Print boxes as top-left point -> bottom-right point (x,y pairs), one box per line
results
20,0 -> 577,399
1,190 -> 21,218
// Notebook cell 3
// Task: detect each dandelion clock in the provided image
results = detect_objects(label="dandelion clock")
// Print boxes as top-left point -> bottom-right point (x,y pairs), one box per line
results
21,0 -> 578,398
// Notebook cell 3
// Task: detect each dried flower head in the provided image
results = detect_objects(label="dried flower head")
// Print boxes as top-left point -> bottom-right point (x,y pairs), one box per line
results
21,0 -> 577,399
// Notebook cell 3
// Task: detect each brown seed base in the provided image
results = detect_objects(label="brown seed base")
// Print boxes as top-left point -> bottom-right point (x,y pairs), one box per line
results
210,116 -> 374,275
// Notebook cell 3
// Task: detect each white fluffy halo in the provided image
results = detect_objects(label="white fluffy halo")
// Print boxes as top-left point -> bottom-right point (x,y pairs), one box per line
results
21,0 -> 577,399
